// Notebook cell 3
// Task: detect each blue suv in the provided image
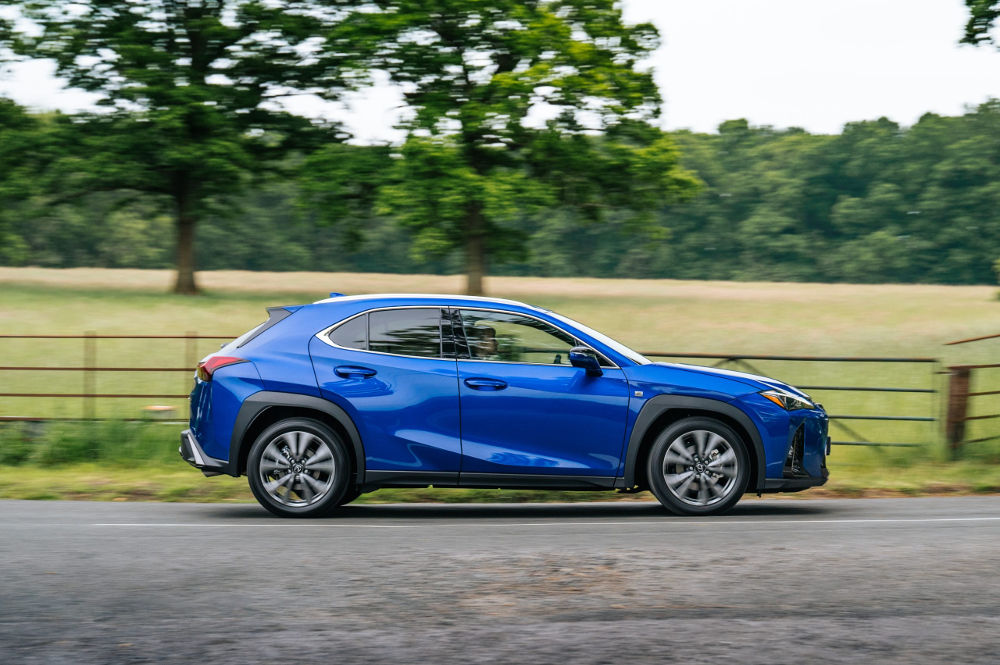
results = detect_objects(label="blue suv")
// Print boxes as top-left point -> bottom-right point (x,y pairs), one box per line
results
181,294 -> 829,517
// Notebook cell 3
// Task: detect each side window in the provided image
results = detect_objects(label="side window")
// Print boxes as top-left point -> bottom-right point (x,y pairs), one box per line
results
368,308 -> 444,358
328,314 -> 367,350
457,310 -> 578,365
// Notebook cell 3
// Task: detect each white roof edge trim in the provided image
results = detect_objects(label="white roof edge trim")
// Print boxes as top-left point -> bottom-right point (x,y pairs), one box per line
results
312,293 -> 532,308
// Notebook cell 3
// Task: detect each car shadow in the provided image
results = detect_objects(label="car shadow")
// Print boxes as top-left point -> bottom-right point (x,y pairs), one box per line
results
204,499 -> 831,521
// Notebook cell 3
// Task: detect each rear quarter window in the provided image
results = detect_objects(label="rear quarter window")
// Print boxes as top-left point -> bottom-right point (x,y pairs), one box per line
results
328,314 -> 368,350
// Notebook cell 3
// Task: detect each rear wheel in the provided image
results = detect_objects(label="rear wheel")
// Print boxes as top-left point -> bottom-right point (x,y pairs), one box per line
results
646,417 -> 749,516
247,418 -> 350,518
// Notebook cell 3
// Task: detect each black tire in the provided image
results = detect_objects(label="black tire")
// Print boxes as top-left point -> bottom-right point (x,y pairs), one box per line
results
247,417 -> 350,518
646,417 -> 749,516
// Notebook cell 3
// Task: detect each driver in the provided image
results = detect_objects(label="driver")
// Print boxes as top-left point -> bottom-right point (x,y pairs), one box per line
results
470,325 -> 500,360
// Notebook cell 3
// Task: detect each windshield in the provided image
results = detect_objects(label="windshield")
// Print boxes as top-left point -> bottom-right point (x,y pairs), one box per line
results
546,311 -> 651,366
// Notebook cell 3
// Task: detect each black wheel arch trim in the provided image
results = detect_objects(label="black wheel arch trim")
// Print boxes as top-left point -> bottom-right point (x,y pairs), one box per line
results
228,391 -> 365,482
620,395 -> 766,493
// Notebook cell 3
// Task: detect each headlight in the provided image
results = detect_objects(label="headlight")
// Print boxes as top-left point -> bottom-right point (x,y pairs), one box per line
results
760,389 -> 815,411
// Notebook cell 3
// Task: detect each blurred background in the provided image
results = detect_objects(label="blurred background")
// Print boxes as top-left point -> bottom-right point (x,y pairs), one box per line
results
1,0 -> 1000,502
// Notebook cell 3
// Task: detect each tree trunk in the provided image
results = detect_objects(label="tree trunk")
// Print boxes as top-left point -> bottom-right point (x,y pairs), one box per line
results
464,205 -> 486,296
173,184 -> 199,295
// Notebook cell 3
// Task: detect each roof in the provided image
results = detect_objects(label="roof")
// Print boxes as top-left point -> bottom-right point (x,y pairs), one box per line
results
311,293 -> 536,310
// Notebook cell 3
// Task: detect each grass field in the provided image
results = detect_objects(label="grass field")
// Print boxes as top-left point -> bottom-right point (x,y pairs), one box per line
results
1,267 -> 999,501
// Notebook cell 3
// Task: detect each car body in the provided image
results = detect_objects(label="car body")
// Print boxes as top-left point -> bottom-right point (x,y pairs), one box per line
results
180,293 -> 830,516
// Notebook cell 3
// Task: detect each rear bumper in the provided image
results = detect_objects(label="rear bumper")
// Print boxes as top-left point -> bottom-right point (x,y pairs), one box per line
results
761,467 -> 829,493
179,429 -> 229,477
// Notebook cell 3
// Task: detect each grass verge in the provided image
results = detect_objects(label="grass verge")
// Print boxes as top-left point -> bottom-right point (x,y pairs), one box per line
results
1,421 -> 998,502
1,461 -> 998,503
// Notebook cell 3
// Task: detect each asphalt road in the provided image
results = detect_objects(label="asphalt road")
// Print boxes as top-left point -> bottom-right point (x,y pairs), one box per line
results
1,496 -> 999,665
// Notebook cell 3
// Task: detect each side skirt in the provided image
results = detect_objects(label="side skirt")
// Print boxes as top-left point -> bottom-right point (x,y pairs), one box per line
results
460,473 -> 616,490
360,471 -> 616,492
361,470 -> 458,491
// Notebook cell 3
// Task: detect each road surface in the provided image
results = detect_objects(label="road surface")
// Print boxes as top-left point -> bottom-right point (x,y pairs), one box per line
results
1,496 -> 999,664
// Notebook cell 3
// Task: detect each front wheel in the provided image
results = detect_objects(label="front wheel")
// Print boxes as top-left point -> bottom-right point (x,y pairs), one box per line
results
646,417 -> 749,516
247,418 -> 351,518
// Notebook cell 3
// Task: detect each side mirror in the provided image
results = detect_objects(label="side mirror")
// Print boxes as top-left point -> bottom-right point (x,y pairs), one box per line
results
569,346 -> 603,376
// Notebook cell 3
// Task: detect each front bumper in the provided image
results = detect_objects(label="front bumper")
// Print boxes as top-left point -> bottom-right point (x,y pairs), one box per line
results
179,429 -> 228,477
761,410 -> 830,493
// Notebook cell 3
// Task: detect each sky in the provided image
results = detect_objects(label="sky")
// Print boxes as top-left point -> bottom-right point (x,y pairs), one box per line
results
627,0 -> 1000,134
2,0 -> 1000,140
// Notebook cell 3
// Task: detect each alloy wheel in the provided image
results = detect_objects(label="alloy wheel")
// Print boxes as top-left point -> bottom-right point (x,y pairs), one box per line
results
257,430 -> 337,507
661,429 -> 740,507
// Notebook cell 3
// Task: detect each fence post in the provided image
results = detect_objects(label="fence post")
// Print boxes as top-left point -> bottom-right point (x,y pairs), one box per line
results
83,331 -> 96,420
185,331 -> 197,421
945,366 -> 971,458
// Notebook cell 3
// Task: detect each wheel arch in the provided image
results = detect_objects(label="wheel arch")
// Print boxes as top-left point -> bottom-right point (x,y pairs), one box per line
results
228,392 -> 365,485
621,395 -> 765,494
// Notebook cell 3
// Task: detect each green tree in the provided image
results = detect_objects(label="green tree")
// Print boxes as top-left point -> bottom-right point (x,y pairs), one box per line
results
0,101 -> 81,265
3,0 -> 353,293
962,1 -> 1000,46
326,0 -> 698,294
0,99 -> 37,264
299,143 -> 394,254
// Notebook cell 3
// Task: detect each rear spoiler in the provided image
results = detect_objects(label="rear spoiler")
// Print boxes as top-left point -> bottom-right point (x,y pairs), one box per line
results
234,307 -> 296,348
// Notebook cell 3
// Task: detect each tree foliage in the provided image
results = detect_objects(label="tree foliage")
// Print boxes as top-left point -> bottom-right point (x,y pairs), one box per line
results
962,0 -> 1000,46
0,99 -> 41,264
4,3 -> 1000,289
661,105 -> 1000,284
7,101 -> 1000,285
3,0 -> 353,292
0,101 -> 87,265
308,0 -> 699,294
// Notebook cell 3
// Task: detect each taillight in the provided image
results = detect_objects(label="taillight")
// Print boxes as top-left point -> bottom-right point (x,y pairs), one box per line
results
197,356 -> 246,381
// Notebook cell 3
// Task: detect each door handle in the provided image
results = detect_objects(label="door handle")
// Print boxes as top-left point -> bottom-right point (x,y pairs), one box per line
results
464,377 -> 507,391
335,365 -> 377,379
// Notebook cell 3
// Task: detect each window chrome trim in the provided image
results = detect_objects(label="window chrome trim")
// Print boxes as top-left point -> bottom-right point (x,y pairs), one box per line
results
451,306 -> 621,370
456,357 -> 624,372
314,305 -> 453,362
314,305 -> 621,369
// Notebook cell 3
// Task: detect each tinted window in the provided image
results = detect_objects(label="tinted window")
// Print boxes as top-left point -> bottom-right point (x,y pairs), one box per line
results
546,311 -> 649,366
328,314 -> 367,350
457,310 -> 578,365
368,308 -> 443,358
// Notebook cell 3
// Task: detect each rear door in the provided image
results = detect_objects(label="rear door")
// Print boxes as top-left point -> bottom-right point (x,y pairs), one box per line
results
309,307 -> 461,481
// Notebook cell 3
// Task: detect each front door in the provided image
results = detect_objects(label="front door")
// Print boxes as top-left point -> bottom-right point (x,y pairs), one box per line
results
454,308 -> 630,480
